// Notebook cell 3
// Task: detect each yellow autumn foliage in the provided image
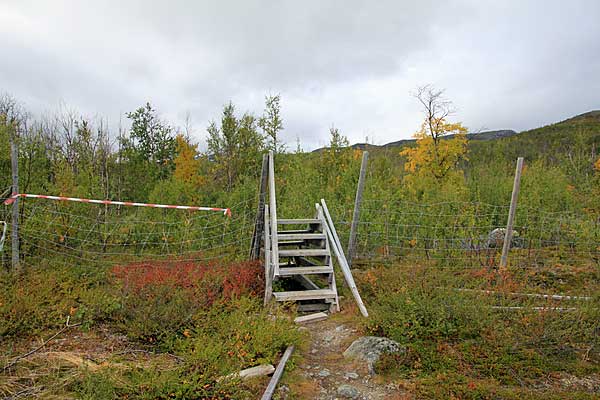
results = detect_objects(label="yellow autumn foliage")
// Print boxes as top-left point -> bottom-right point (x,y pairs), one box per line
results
173,134 -> 204,188
400,119 -> 468,200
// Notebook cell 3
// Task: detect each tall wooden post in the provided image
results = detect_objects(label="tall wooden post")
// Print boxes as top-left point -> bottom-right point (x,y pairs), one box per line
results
250,154 -> 269,260
267,151 -> 279,276
347,151 -> 368,266
10,135 -> 20,271
500,157 -> 524,269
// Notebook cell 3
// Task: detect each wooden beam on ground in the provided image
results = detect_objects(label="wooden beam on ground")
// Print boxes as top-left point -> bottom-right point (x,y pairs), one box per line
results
294,312 -> 328,324
260,345 -> 295,400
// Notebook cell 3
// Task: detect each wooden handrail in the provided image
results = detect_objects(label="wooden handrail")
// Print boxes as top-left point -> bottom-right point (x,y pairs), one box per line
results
318,201 -> 368,317
268,151 -> 279,276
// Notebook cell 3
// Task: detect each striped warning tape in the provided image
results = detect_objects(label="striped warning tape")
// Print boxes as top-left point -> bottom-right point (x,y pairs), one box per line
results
3,193 -> 231,216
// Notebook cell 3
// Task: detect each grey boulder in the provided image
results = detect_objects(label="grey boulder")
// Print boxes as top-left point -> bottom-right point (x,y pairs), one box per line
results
343,336 -> 405,374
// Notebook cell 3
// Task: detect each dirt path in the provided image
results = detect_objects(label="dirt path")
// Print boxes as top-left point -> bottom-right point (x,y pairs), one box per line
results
287,317 -> 407,400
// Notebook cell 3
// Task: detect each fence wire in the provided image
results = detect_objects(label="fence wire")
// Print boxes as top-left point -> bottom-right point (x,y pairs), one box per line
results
1,197 -> 257,269
329,200 -> 600,269
2,197 -> 599,272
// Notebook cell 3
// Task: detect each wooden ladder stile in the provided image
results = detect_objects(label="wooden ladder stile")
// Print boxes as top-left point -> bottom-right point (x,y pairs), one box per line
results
262,150 -> 366,317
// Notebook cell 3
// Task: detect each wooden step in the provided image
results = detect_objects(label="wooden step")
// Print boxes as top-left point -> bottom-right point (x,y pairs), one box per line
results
298,303 -> 331,313
273,289 -> 337,301
278,219 -> 321,225
279,249 -> 329,257
278,233 -> 326,241
278,266 -> 333,276
277,229 -> 311,235
278,240 -> 306,246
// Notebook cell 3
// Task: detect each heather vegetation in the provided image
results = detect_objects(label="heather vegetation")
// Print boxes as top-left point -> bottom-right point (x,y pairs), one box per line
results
1,90 -> 599,398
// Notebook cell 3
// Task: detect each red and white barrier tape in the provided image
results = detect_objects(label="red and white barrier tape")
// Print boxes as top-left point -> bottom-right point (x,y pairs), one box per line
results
3,193 -> 231,216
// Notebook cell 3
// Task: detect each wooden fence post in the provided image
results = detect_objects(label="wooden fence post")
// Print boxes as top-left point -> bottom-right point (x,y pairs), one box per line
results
500,157 -> 524,268
10,134 -> 20,271
250,154 -> 269,260
347,151 -> 368,267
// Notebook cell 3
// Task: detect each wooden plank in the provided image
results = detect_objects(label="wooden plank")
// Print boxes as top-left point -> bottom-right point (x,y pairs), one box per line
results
320,210 -> 340,313
276,229 -> 312,235
297,303 -> 330,312
272,289 -> 337,301
278,218 -> 321,225
294,312 -> 328,324
278,240 -> 306,246
319,201 -> 369,317
500,157 -> 524,268
260,345 -> 295,400
278,266 -> 333,276
279,249 -> 329,257
320,199 -> 345,257
347,151 -> 368,266
263,205 -> 273,305
278,256 -> 319,267
250,154 -> 269,260
278,233 -> 326,240
268,151 -> 280,276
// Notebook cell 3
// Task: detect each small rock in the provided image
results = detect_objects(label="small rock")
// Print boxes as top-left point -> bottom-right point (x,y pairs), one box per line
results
323,334 -> 334,342
311,348 -> 318,354
344,372 -> 359,380
343,336 -> 405,374
337,384 -> 360,399
335,325 -> 345,332
318,369 -> 331,377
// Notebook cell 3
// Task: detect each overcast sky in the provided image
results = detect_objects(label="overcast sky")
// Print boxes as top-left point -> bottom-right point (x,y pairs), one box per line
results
1,0 -> 599,150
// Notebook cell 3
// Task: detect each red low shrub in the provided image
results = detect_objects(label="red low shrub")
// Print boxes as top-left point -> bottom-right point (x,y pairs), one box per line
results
111,258 -> 263,307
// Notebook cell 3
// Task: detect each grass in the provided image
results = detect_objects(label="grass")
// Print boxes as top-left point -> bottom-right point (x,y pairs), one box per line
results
353,259 -> 600,399
1,252 -> 598,398
0,260 -> 303,399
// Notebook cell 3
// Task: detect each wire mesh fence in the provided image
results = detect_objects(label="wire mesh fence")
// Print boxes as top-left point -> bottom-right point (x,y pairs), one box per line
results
1,196 -> 257,270
328,199 -> 600,270
2,191 -> 599,274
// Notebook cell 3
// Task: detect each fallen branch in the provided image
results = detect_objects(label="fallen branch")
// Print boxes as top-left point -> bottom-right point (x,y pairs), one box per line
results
2,316 -> 81,373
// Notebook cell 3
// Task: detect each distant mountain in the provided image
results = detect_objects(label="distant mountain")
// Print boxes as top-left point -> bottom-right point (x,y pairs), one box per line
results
312,110 -> 600,153
313,129 -> 518,153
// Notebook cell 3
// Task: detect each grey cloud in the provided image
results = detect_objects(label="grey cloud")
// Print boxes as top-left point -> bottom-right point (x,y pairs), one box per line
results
1,0 -> 599,150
